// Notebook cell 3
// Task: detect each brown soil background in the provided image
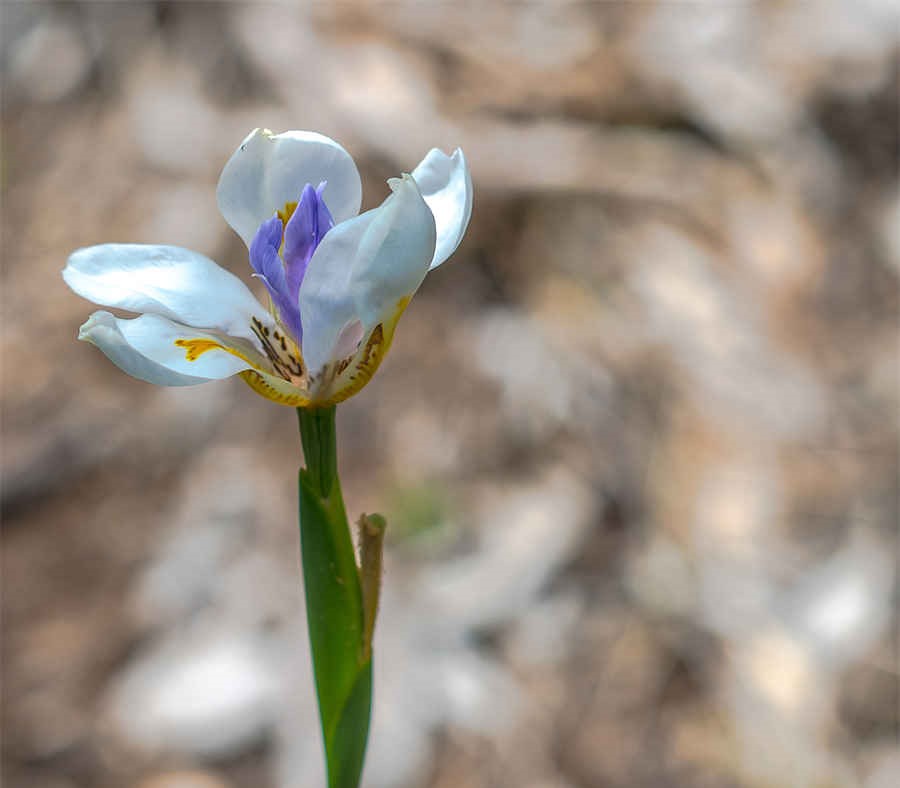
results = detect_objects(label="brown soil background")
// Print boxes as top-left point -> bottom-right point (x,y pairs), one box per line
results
2,3 -> 898,787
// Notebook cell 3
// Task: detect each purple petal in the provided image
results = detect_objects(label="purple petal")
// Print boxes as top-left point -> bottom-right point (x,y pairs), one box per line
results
250,215 -> 285,289
283,185 -> 317,278
246,185 -> 335,346
315,181 -> 335,241
283,183 -> 335,294
249,215 -> 304,342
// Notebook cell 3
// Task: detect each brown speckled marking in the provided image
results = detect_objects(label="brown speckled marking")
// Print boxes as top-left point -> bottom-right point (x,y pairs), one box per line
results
250,316 -> 305,384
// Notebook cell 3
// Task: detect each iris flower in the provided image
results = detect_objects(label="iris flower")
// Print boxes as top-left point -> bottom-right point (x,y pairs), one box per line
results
63,128 -> 472,407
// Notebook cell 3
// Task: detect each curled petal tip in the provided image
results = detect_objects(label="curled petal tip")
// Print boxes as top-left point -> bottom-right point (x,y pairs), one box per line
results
411,145 -> 472,270
388,172 -> 423,195
77,310 -> 114,343
77,319 -> 96,343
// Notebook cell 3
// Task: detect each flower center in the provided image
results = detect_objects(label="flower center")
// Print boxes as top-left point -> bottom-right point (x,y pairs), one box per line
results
249,183 -> 334,348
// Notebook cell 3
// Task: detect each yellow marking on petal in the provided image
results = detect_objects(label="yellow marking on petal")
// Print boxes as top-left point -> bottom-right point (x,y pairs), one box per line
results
174,338 -> 261,370
174,338 -> 222,361
240,370 -> 312,407
173,326 -> 309,408
393,295 -> 412,321
325,325 -> 390,405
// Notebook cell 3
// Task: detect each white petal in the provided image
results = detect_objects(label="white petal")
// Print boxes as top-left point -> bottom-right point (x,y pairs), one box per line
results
298,174 -> 436,376
81,311 -> 261,382
411,147 -> 472,269
216,128 -> 362,247
78,311 -> 210,386
63,244 -> 267,342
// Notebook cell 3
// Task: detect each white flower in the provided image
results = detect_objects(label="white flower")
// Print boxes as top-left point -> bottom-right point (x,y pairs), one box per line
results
63,129 -> 473,407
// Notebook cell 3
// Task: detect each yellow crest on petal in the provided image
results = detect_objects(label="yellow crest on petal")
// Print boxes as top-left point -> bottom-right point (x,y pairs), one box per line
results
239,369 -> 312,407
174,338 -> 256,366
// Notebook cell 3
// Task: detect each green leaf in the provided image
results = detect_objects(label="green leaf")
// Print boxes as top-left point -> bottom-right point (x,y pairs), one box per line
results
298,406 -> 371,788
328,659 -> 373,788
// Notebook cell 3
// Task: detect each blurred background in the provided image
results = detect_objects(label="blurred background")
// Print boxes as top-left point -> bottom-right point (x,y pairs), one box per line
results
2,2 -> 898,787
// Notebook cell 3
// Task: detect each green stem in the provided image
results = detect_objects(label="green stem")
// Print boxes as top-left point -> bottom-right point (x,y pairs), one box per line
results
297,405 -> 371,788
298,406 -> 338,498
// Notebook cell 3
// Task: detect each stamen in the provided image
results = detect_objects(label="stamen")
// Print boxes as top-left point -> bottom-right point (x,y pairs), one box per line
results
277,201 -> 298,227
